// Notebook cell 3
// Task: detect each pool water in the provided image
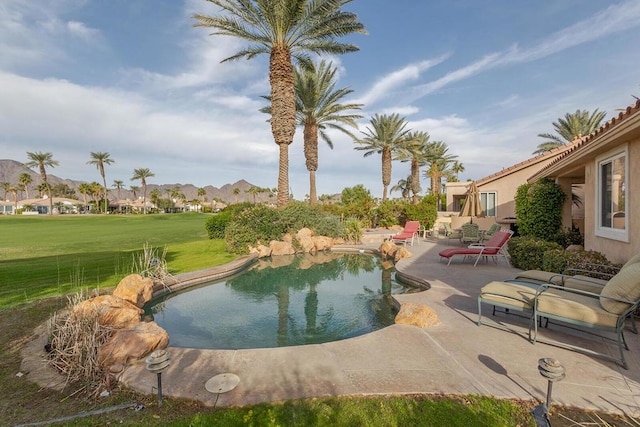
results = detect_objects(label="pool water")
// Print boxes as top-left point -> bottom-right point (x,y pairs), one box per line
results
145,253 -> 413,349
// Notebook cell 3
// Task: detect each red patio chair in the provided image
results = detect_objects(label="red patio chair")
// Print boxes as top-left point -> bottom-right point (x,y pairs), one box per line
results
438,230 -> 514,266
391,221 -> 420,246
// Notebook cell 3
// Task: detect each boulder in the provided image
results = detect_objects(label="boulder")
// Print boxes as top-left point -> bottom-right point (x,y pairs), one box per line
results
73,295 -> 143,328
113,274 -> 154,308
395,303 -> 440,328
312,236 -> 333,251
249,244 -> 272,258
379,240 -> 399,258
332,237 -> 345,245
97,321 -> 169,367
296,234 -> 316,253
282,233 -> 293,244
270,240 -> 295,256
297,228 -> 314,239
394,246 -> 413,261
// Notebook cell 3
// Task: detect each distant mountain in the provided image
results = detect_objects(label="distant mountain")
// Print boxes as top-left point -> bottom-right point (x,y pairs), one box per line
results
0,159 -> 271,204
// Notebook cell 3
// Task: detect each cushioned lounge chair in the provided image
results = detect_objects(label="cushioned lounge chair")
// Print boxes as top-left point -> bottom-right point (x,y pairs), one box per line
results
439,230 -> 513,266
391,220 -> 420,246
478,263 -> 640,369
461,223 -> 481,245
481,223 -> 501,243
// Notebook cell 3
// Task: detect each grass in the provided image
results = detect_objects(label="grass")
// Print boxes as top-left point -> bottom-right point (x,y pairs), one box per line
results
0,213 -> 635,426
0,213 -> 235,309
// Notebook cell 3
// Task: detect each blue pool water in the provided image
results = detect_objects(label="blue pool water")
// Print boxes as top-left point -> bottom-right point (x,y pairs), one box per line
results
145,253 -> 413,349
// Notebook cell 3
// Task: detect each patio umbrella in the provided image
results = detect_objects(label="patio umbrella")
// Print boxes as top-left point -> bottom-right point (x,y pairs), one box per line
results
460,181 -> 484,218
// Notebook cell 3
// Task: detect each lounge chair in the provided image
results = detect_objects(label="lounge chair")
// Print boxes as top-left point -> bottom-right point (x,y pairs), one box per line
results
442,223 -> 463,245
438,230 -> 513,266
481,223 -> 501,243
478,263 -> 640,369
391,221 -> 420,246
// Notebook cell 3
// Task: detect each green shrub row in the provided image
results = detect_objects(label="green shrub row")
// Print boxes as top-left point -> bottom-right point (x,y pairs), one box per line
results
542,249 -> 620,278
507,237 -> 562,270
515,178 -> 566,241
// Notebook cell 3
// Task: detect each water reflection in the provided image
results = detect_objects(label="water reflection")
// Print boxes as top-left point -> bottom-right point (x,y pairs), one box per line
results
146,253 -> 410,349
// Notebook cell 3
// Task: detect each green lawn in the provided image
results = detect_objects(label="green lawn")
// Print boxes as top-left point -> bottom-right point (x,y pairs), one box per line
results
0,213 -> 235,309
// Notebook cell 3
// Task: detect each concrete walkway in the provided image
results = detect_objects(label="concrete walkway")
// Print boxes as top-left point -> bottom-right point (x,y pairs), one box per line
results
120,238 -> 640,417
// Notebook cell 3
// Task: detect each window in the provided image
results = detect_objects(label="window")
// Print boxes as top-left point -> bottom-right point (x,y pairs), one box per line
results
596,146 -> 628,241
480,192 -> 497,217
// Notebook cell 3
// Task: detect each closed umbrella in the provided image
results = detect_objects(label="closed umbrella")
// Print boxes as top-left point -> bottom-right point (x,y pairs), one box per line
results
460,181 -> 484,218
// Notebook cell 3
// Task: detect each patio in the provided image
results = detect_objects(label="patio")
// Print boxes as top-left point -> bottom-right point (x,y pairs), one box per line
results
119,237 -> 640,417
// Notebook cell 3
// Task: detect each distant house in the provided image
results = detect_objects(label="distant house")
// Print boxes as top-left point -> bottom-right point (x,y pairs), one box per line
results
0,200 -> 14,214
529,99 -> 640,264
445,142 -> 580,222
16,197 -> 81,214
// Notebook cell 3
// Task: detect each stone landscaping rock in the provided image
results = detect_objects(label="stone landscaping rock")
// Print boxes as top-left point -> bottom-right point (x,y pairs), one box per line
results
394,303 -> 441,328
394,246 -> 413,261
97,321 -> 169,367
249,244 -> 272,258
73,295 -> 143,329
312,236 -> 333,251
113,274 -> 154,308
379,240 -> 399,258
270,240 -> 295,256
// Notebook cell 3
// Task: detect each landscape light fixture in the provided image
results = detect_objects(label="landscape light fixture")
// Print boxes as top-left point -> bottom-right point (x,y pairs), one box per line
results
145,349 -> 171,407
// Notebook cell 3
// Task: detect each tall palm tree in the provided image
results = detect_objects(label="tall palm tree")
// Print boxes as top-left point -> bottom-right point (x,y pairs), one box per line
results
394,131 -> 430,204
354,113 -> 410,201
262,60 -> 363,204
25,151 -> 59,215
0,182 -> 10,201
19,173 -> 33,200
113,179 -> 124,200
87,152 -> 114,213
193,0 -> 366,207
450,160 -> 465,182
78,183 -> 92,207
130,185 -> 140,200
534,109 -> 607,154
131,168 -> 155,214
423,141 -> 458,209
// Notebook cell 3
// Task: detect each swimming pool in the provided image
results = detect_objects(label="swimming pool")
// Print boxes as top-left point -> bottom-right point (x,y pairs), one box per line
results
145,252 -> 414,349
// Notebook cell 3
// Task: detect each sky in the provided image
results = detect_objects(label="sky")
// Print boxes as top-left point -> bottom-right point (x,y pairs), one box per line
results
1,0 -> 640,200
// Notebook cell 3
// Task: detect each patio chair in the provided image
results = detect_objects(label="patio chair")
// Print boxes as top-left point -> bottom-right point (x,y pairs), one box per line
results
391,221 -> 420,246
461,223 -> 481,245
481,223 -> 501,243
438,230 -> 513,266
442,222 -> 463,245
477,263 -> 640,369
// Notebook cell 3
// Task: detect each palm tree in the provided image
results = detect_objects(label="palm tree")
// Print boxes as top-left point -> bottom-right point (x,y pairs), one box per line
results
262,60 -> 363,204
233,187 -> 240,204
87,152 -> 114,213
354,113 -> 411,201
0,182 -> 10,201
25,151 -> 59,215
131,168 -> 155,214
534,109 -> 607,154
193,0 -> 366,207
390,176 -> 412,200
130,185 -> 140,200
113,179 -> 124,200
77,183 -> 92,207
394,131 -> 430,204
423,141 -> 458,209
19,173 -> 33,200
450,160 -> 465,182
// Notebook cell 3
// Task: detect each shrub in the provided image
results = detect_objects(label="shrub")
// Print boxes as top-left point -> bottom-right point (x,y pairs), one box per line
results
549,226 -> 584,248
515,178 -> 566,240
542,249 -> 619,278
224,205 -> 285,254
340,184 -> 375,223
507,236 -> 562,270
205,210 -> 233,239
402,196 -> 438,229
343,218 -> 364,243
374,200 -> 404,228
280,201 -> 342,237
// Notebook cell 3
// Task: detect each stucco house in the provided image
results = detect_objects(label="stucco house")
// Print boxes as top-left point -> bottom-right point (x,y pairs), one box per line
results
529,99 -> 640,264
445,141 -> 581,223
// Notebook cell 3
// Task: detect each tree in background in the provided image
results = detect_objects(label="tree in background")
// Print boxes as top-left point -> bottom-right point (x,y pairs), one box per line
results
131,168 -> 154,214
450,160 -> 465,182
130,185 -> 140,200
354,114 -> 410,201
87,152 -> 114,213
262,60 -> 362,204
390,176 -> 412,201
534,109 -> 606,154
19,173 -> 33,199
113,179 -> 124,200
0,182 -> 10,201
194,0 -> 365,207
25,151 -> 59,215
394,130 -> 430,204
422,141 -> 458,209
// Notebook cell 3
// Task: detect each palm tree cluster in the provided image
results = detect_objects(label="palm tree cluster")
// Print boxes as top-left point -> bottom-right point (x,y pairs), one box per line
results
534,109 -> 606,154
354,114 -> 460,205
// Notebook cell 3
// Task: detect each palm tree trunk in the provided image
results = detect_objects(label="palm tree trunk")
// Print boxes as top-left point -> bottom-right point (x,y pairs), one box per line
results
39,164 -> 53,215
304,122 -> 319,204
411,158 -> 420,205
270,47 -> 296,207
381,147 -> 391,201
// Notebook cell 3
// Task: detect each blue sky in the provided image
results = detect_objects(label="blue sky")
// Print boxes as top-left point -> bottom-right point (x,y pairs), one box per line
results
1,0 -> 640,199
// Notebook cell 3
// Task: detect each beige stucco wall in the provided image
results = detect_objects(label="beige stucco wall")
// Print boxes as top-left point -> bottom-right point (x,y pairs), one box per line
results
583,138 -> 639,264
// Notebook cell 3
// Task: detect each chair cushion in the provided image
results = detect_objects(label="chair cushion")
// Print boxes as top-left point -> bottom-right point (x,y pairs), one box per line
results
537,289 -> 619,328
564,276 -> 606,293
622,252 -> 640,269
599,263 -> 640,314
514,270 -> 564,286
480,281 -> 538,310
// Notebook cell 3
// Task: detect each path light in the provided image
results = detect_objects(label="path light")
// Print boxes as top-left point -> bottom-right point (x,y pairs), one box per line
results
532,358 -> 565,426
146,349 -> 171,406
205,373 -> 240,408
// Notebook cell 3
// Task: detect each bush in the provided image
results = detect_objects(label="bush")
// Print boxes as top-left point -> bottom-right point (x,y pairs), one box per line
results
402,196 -> 438,229
343,218 -> 364,243
542,249 -> 619,278
507,237 -> 562,270
374,200 -> 404,228
224,205 -> 286,254
549,226 -> 584,248
515,178 -> 566,240
205,210 -> 233,239
280,202 -> 342,238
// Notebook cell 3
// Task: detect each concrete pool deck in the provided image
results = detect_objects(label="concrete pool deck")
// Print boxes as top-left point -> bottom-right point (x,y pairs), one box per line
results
120,238 -> 640,417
